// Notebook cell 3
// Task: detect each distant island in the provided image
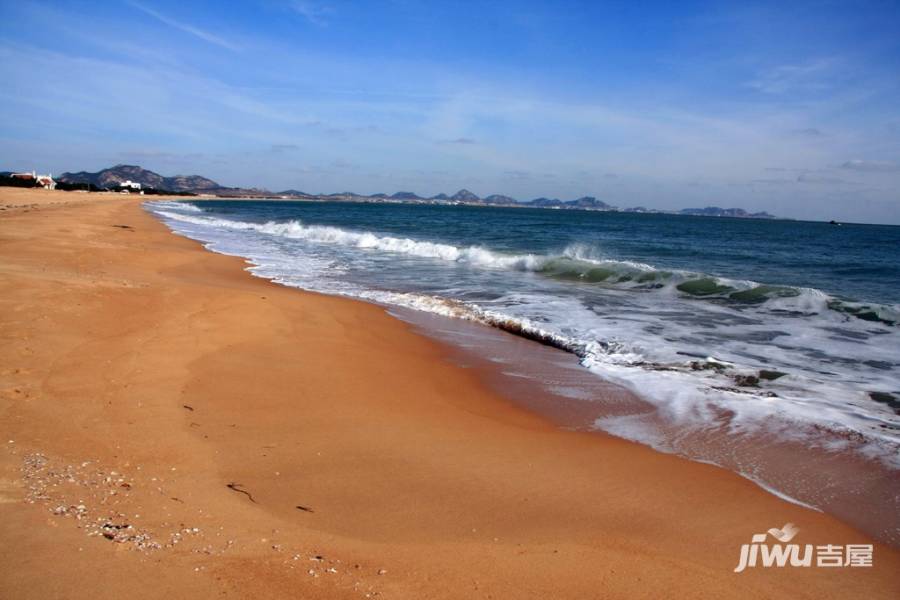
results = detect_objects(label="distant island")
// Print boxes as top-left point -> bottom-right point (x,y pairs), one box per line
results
5,164 -> 777,219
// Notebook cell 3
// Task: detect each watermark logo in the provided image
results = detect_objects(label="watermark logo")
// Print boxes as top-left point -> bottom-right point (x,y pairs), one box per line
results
734,523 -> 873,573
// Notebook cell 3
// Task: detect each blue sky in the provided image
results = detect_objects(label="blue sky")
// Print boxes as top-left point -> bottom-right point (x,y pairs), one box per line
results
1,1 -> 900,223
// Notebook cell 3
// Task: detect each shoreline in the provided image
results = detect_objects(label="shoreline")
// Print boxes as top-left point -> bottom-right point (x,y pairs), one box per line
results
379,300 -> 900,546
154,196 -> 900,545
2,187 -> 898,599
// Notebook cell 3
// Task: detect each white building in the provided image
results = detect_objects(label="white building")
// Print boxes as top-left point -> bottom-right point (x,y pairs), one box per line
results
11,170 -> 56,190
119,180 -> 142,190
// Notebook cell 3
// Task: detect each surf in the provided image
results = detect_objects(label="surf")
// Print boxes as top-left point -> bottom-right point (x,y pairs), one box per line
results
153,205 -> 900,326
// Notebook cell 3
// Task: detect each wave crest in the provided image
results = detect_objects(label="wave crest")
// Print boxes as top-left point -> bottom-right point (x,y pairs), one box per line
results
150,205 -> 899,326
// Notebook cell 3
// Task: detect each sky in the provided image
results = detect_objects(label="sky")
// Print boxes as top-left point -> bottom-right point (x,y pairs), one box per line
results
1,1 -> 900,223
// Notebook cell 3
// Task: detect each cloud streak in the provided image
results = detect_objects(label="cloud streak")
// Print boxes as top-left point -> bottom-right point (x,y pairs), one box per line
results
290,1 -> 332,26
438,137 -> 477,145
746,59 -> 835,95
840,160 -> 900,173
271,143 -> 300,152
127,1 -> 239,51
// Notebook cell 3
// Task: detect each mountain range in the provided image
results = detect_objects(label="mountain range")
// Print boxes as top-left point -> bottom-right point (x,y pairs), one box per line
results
58,164 -> 265,197
679,206 -> 775,219
54,164 -> 775,218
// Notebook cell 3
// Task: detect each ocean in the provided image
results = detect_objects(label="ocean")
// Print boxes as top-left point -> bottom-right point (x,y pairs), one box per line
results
148,199 -> 900,541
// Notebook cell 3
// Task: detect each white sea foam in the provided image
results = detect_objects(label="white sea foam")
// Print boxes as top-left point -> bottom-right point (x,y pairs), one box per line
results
152,200 -> 204,212
151,208 -> 900,324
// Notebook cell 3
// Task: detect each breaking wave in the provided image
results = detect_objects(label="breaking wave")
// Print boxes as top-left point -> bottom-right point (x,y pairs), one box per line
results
153,208 -> 900,326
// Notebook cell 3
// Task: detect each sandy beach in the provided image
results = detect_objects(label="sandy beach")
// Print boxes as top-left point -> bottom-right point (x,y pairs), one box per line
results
1,186 -> 897,599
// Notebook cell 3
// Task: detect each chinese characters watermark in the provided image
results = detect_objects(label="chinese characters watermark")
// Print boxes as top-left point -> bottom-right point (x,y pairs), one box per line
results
734,523 -> 873,573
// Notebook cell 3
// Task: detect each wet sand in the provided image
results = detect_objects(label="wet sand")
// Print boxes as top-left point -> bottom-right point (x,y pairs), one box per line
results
1,187 -> 897,599
396,307 -> 900,547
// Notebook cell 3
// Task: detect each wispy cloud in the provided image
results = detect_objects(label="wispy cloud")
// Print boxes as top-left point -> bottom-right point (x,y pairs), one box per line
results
791,128 -> 824,137
270,143 -> 300,153
127,1 -> 239,51
797,172 -> 856,185
840,160 -> 900,173
503,170 -> 531,180
331,158 -> 358,170
752,178 -> 794,185
438,137 -> 477,145
746,59 -> 834,95
290,1 -> 332,26
118,150 -> 206,162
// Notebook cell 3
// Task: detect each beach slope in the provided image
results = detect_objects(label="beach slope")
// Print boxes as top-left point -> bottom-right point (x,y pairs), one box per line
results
1,187 -> 897,599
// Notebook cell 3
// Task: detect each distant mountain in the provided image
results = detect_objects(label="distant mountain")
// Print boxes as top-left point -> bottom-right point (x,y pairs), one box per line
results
515,196 -> 616,210
164,174 -> 219,191
391,191 -> 423,200
56,164 -> 269,196
58,164 -> 217,192
59,165 -> 162,189
680,206 -> 775,219
526,197 -> 563,207
450,189 -> 480,202
566,196 -> 610,209
48,165 -> 774,218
